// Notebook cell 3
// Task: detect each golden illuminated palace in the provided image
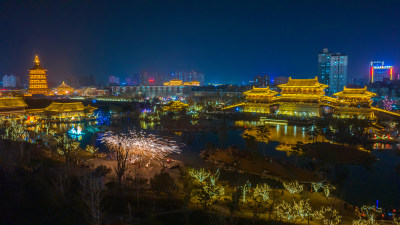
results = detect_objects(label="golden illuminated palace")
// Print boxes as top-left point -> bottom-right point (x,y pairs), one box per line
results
53,81 -> 74,95
0,97 -> 96,122
243,87 -> 278,114
28,55 -> 49,95
224,77 -> 395,119
275,77 -> 330,117
163,79 -> 200,86
332,86 -> 376,118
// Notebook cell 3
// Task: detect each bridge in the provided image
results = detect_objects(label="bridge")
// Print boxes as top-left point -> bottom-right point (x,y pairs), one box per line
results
221,102 -> 245,110
372,107 -> 400,117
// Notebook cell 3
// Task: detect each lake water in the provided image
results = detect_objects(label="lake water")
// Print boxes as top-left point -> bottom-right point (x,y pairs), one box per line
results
73,119 -> 400,209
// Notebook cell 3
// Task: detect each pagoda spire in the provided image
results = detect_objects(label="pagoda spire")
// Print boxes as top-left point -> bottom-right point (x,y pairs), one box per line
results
34,55 -> 40,65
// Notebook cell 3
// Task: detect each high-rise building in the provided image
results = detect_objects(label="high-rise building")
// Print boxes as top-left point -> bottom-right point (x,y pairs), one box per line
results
253,74 -> 268,87
2,75 -> 16,88
369,61 -> 393,83
28,55 -> 49,94
190,71 -> 205,86
108,76 -> 120,85
138,71 -> 204,86
318,48 -> 348,94
167,71 -> 204,86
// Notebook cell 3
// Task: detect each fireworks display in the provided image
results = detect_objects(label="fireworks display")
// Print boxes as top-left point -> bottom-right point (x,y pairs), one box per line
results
101,130 -> 181,166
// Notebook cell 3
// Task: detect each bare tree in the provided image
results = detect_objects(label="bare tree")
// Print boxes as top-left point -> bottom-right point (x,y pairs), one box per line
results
55,134 -> 80,166
79,167 -> 103,225
53,167 -> 70,196
113,143 -> 131,191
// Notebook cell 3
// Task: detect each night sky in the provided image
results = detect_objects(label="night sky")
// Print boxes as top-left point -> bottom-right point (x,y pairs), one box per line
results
1,0 -> 400,84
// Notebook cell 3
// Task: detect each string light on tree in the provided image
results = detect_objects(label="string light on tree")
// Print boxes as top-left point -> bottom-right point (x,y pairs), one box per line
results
189,168 -> 210,182
312,182 -> 323,193
383,96 -> 395,111
242,180 -> 251,202
313,206 -> 342,225
322,184 -> 335,197
360,205 -> 382,224
283,180 -> 303,194
253,183 -> 271,201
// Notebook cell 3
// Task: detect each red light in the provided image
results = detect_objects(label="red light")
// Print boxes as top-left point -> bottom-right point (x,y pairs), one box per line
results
149,79 -> 154,82
382,214 -> 385,217
394,209 -> 396,212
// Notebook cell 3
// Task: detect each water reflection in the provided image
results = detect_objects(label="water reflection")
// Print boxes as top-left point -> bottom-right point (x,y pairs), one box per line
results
82,118 -> 400,208
235,121 -> 311,144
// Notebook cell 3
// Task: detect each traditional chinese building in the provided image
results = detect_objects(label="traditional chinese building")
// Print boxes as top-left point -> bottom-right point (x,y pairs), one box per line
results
43,102 -> 97,121
242,87 -> 278,113
332,86 -> 377,119
53,81 -> 74,95
28,55 -> 49,95
163,79 -> 200,86
275,77 -> 329,117
162,101 -> 189,113
223,77 -> 399,119
0,97 -> 28,115
183,81 -> 200,86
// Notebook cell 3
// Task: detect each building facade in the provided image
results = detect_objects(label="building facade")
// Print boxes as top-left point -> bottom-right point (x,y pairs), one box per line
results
2,75 -> 16,88
28,55 -> 49,94
318,48 -> 348,94
224,77 -> 382,119
369,61 -> 393,83
108,76 -> 120,85
139,71 -> 205,86
253,74 -> 269,87
276,77 -> 329,117
242,87 -> 278,113
332,86 -> 376,118
111,85 -> 191,98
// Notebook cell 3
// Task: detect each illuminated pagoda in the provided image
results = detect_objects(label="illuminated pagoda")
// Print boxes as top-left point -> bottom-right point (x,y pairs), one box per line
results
242,87 -> 278,113
53,81 -> 74,95
332,86 -> 377,119
276,76 -> 329,117
28,55 -> 49,95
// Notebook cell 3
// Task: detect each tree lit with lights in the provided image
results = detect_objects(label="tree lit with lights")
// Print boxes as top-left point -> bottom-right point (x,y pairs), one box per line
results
283,180 -> 303,194
383,96 -> 395,111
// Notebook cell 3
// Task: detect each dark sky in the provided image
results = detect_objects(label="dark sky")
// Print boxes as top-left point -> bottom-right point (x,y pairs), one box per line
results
1,0 -> 400,85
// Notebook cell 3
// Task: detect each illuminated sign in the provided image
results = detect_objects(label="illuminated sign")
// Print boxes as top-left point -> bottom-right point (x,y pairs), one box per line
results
369,61 -> 393,83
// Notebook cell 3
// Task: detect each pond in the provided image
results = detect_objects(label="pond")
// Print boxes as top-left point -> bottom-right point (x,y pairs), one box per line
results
77,118 -> 400,209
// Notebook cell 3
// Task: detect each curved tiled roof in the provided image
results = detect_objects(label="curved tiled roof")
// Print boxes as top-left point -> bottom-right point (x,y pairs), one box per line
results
55,81 -> 74,90
277,76 -> 328,88
45,102 -> 85,112
333,86 -> 376,97
243,86 -> 278,96
0,97 -> 27,108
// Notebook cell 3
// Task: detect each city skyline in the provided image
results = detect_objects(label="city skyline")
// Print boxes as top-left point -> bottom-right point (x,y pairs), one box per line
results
1,1 -> 400,84
2,1 -> 400,224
